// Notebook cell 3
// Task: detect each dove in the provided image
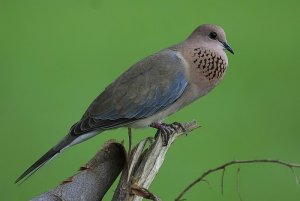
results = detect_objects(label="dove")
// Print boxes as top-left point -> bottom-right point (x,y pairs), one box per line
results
15,24 -> 234,183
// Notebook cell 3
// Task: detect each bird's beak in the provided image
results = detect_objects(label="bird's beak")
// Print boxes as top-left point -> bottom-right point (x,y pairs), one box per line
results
222,42 -> 234,55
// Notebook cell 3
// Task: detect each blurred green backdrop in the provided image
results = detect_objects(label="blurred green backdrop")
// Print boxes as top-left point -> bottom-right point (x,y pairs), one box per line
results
1,0 -> 300,200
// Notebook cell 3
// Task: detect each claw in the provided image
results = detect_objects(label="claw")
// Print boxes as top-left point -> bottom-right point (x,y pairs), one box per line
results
173,122 -> 186,132
159,126 -> 172,146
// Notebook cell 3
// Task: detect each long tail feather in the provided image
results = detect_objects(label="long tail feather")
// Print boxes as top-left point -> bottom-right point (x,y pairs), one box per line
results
15,135 -> 76,184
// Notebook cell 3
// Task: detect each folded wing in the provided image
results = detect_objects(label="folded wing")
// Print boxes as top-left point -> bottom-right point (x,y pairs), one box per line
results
71,49 -> 189,135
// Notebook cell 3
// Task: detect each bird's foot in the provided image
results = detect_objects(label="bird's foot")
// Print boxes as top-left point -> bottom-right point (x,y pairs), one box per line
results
150,122 -> 186,146
169,122 -> 187,132
150,122 -> 172,146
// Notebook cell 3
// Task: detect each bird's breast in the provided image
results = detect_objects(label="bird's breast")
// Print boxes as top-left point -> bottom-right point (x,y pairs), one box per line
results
191,48 -> 228,81
182,47 -> 228,93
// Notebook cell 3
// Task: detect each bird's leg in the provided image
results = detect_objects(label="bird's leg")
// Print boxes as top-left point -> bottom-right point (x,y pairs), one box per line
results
128,128 -> 132,159
150,122 -> 173,146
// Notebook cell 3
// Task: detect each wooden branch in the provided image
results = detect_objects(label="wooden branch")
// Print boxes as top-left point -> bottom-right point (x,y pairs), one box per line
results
31,121 -> 199,201
175,159 -> 300,201
31,140 -> 126,201
30,121 -> 300,201
112,121 -> 199,201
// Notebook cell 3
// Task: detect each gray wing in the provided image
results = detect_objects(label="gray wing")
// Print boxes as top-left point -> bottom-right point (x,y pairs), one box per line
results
70,49 -> 188,135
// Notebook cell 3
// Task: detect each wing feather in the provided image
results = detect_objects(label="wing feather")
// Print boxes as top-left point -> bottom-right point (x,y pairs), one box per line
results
70,49 -> 188,136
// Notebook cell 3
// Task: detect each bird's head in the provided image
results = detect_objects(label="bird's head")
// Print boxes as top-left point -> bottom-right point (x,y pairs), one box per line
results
188,24 -> 234,55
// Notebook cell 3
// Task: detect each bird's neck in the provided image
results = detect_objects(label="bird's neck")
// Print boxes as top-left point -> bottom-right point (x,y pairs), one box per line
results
172,42 -> 228,90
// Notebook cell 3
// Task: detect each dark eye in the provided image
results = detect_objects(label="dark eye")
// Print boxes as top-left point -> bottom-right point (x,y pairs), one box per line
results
209,32 -> 217,39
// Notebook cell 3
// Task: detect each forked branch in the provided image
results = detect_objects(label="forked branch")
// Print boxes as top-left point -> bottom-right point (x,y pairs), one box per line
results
175,159 -> 300,201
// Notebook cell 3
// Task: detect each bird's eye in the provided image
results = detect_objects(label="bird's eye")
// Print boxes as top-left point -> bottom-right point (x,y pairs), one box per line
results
208,32 -> 217,40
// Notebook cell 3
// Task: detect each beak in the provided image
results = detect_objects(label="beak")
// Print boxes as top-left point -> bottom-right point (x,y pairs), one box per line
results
222,42 -> 234,55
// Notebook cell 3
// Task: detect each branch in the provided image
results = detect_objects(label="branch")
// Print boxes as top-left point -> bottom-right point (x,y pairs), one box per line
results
175,159 -> 300,201
31,140 -> 126,201
112,121 -> 200,201
31,121 -> 199,201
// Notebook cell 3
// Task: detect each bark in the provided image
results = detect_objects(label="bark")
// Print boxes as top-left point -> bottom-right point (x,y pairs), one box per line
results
31,141 -> 127,201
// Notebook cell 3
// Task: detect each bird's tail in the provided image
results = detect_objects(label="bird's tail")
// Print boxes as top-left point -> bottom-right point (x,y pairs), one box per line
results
15,134 -> 77,184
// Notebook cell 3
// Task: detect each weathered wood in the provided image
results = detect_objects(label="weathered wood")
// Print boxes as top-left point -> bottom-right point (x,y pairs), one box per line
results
31,121 -> 199,201
112,121 -> 199,201
31,140 -> 126,201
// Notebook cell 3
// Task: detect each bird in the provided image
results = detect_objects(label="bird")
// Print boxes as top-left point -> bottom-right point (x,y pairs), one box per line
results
15,24 -> 234,183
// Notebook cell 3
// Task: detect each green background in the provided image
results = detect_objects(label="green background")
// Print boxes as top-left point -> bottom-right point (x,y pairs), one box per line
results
1,0 -> 300,200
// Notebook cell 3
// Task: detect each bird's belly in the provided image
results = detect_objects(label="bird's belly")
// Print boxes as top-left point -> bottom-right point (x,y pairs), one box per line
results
128,110 -> 171,128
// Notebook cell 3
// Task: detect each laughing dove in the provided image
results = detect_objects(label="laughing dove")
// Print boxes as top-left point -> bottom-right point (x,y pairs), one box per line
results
16,24 -> 234,183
